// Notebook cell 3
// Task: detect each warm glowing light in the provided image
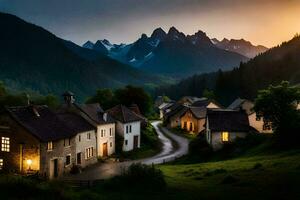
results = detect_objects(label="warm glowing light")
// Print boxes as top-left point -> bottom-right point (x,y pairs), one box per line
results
26,159 -> 32,166
222,132 -> 229,142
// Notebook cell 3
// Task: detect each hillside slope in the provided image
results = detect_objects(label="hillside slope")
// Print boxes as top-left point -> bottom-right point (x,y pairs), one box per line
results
0,12 -> 163,100
156,35 -> 300,105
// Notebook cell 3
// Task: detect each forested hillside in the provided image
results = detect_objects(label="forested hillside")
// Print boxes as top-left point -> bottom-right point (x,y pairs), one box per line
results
156,35 -> 300,105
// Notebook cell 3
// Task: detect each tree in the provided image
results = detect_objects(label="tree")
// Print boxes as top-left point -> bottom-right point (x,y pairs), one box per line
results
202,89 -> 216,100
253,81 -> 300,147
114,85 -> 152,115
86,88 -> 115,110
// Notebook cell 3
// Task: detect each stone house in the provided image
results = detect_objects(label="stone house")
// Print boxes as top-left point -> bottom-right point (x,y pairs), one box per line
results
107,105 -> 143,151
205,109 -> 251,150
228,98 -> 272,133
0,105 -> 97,179
180,107 -> 207,134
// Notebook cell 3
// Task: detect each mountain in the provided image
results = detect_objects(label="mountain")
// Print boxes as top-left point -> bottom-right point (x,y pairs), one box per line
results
155,35 -> 300,105
83,27 -> 248,78
212,38 -> 268,58
0,12 -> 165,101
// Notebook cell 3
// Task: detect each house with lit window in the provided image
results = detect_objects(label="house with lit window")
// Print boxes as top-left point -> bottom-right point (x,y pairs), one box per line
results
205,109 -> 251,150
0,105 -> 97,179
180,107 -> 207,134
228,98 -> 272,133
107,105 -> 143,151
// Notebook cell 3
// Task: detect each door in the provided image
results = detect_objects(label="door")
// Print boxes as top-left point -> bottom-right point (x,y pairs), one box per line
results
77,153 -> 81,165
103,143 -> 108,157
53,159 -> 58,178
189,122 -> 193,131
133,135 -> 139,149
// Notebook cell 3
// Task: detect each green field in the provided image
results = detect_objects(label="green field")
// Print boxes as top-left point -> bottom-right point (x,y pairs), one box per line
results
159,149 -> 300,200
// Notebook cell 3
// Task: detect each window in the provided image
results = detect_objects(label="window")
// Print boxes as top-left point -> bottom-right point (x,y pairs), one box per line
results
221,132 -> 229,142
85,147 -> 93,159
1,137 -> 10,152
87,132 -> 91,140
78,134 -> 81,142
110,142 -> 112,147
101,130 -> 104,137
126,126 -> 128,133
64,138 -> 71,147
125,140 -> 128,146
65,155 -> 71,166
0,159 -> 3,170
47,141 -> 53,151
189,122 -> 193,131
263,122 -> 272,130
129,125 -> 132,133
109,128 -> 112,136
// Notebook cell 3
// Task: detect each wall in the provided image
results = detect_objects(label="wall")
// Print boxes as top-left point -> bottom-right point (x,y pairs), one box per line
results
40,137 -> 75,179
180,110 -> 205,134
122,121 -> 141,151
75,130 -> 97,168
207,102 -> 220,109
0,115 -> 40,173
209,131 -> 248,151
169,115 -> 181,128
248,113 -> 273,133
96,123 -> 115,157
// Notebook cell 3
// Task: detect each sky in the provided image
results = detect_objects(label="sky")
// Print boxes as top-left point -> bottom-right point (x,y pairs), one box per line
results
0,0 -> 299,47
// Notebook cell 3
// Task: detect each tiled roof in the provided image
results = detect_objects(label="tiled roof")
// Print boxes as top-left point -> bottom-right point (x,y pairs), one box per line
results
107,105 -> 143,123
207,109 -> 250,132
227,98 -> 254,115
189,107 -> 207,119
74,103 -> 115,124
6,105 -> 84,142
57,113 -> 95,133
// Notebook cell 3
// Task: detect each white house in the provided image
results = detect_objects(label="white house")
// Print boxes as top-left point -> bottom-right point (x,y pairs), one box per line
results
205,109 -> 251,151
107,105 -> 142,151
74,103 -> 116,157
228,98 -> 272,133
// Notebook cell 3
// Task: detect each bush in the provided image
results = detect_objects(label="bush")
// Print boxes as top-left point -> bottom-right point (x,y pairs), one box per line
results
188,134 -> 214,161
70,165 -> 81,174
141,123 -> 160,148
103,163 -> 166,192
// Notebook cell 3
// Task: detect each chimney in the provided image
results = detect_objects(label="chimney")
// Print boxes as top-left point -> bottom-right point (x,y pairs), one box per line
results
62,91 -> 75,105
103,113 -> 107,122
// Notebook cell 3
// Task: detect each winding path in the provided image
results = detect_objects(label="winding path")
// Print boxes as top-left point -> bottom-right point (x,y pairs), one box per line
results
63,121 -> 188,180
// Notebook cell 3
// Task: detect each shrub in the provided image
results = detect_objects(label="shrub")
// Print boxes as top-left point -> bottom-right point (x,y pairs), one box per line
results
103,163 -> 166,192
189,134 -> 213,161
252,163 -> 263,170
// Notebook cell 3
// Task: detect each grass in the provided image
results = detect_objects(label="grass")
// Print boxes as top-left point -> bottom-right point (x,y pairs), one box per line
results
1,148 -> 299,200
159,149 -> 300,200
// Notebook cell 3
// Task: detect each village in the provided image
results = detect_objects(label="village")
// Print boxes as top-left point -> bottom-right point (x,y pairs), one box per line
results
0,89 -> 275,180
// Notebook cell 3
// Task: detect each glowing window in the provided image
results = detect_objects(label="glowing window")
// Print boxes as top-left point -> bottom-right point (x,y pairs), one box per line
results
221,132 -> 229,142
0,159 -> 3,170
1,137 -> 10,152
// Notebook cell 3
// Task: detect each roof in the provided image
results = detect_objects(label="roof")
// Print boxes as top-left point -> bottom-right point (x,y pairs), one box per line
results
227,98 -> 254,115
6,105 -> 83,142
62,91 -> 74,96
74,103 -> 115,124
185,107 -> 207,119
57,113 -> 95,133
191,99 -> 222,108
207,108 -> 250,132
164,103 -> 186,120
106,105 -> 143,123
